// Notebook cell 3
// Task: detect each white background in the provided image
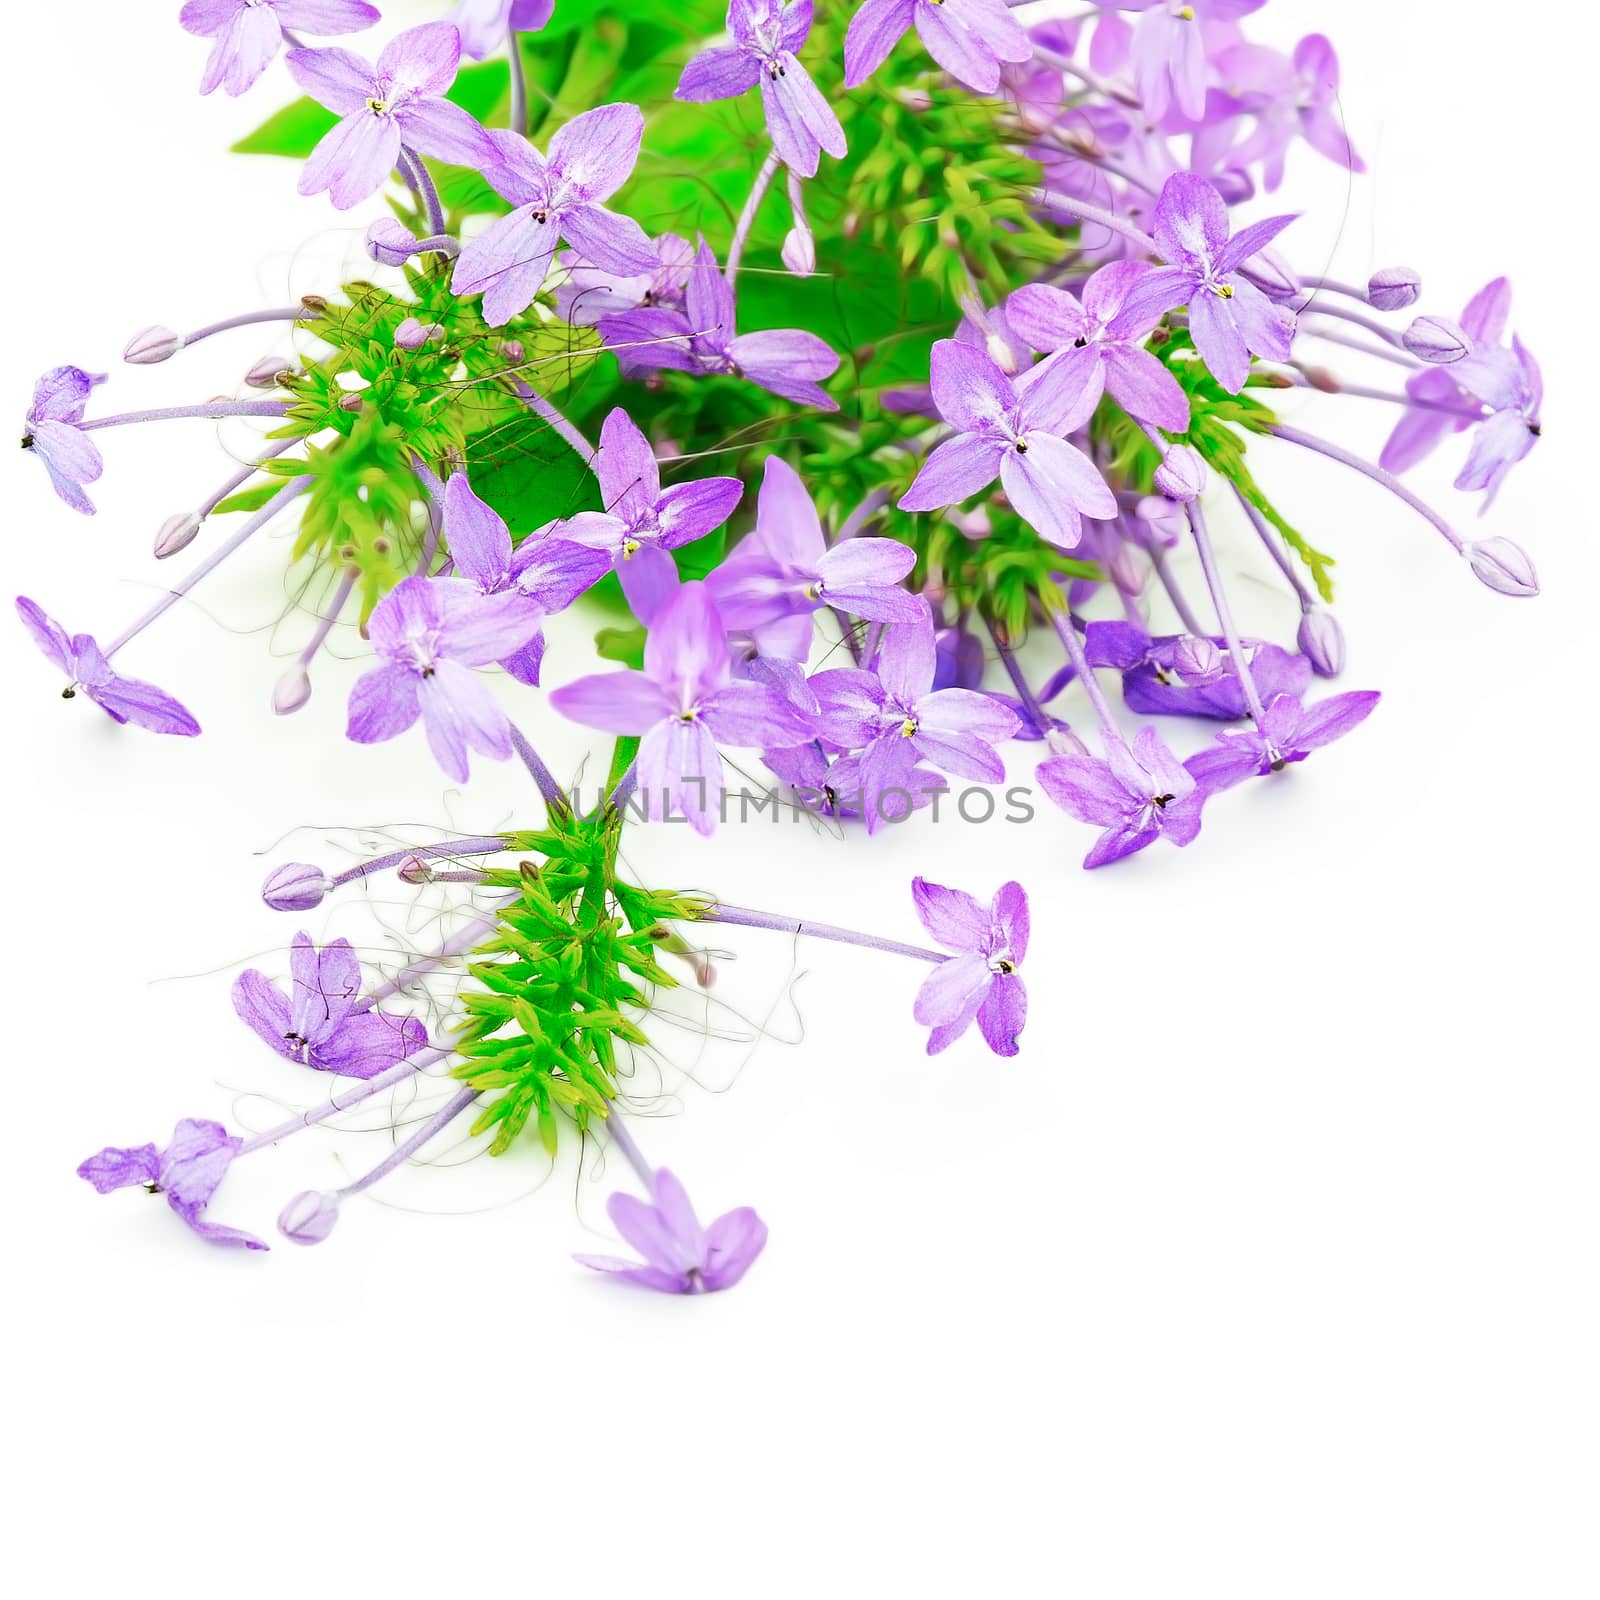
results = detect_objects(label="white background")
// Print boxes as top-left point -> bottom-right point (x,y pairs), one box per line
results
2,3 -> 1595,1596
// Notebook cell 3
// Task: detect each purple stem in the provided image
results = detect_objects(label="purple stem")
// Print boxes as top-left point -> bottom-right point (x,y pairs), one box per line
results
1295,300 -> 1406,350
329,835 -> 512,891
835,487 -> 892,543
508,721 -> 570,813
197,436 -> 297,517
984,615 -> 1054,739
334,1086 -> 479,1199
1229,481 -> 1312,613
1045,598 -> 1125,744
102,477 -> 311,660
1148,541 -> 1208,636
80,401 -> 291,433
401,146 -> 446,237
1035,186 -> 1159,256
295,569 -> 356,669
512,378 -> 596,462
704,903 -> 944,964
1186,498 -> 1268,727
1284,370 -> 1480,418
603,1112 -> 655,1188
727,148 -> 782,281
508,29 -> 528,136
178,306 -> 305,349
1299,321 -> 1420,370
1268,423 -> 1465,553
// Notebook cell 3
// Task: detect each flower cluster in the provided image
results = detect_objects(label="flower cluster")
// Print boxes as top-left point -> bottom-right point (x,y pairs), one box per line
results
21,0 -> 1543,1291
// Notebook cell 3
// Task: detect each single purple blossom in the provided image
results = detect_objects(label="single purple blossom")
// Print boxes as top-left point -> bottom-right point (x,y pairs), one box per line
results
557,408 -> 744,623
598,240 -> 841,411
845,0 -> 1033,95
450,0 -> 554,61
677,0 -> 846,179
1005,261 -> 1192,433
898,338 -> 1117,549
22,365 -> 106,515
346,574 -> 547,781
431,467 -> 608,683
180,0 -> 379,98
1133,173 -> 1297,394
1038,724 -> 1205,868
16,597 -> 200,736
451,105 -> 656,325
707,455 -> 919,654
287,23 -> 501,210
232,932 -> 429,1079
78,1119 -> 266,1250
1107,1 -> 1267,123
1216,34 -> 1363,190
1449,337 -> 1543,506
575,1166 -> 767,1294
911,877 -> 1029,1056
549,581 -> 813,834
1185,690 -> 1380,794
555,231 -> 695,326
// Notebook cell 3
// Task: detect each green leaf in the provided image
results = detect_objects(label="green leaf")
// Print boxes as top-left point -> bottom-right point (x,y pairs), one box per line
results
231,97 -> 337,158
211,481 -> 292,516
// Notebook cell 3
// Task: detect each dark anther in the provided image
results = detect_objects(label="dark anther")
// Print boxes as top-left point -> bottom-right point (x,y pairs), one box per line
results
1529,422 -> 1542,437
1269,758 -> 1286,772
533,210 -> 548,224
1073,337 -> 1088,349
1152,793 -> 1173,809
1015,439 -> 1029,454
21,433 -> 34,450
61,687 -> 76,700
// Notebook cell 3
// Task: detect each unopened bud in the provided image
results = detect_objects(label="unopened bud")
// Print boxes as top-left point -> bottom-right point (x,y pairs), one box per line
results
1045,726 -> 1089,758
299,294 -> 327,313
1171,635 -> 1223,680
782,224 -> 815,278
124,325 -> 184,365
1366,267 -> 1421,312
272,665 -> 312,715
278,1190 -> 340,1245
501,339 -> 525,363
1154,443 -> 1206,502
154,511 -> 201,559
398,855 -> 433,884
1132,495 -> 1185,548
1238,249 -> 1298,303
1467,537 -> 1538,598
394,317 -> 443,351
244,355 -> 291,389
1402,315 -> 1470,365
366,218 -> 419,266
337,392 -> 365,412
1107,541 -> 1144,596
262,861 -> 331,911
1296,608 -> 1345,677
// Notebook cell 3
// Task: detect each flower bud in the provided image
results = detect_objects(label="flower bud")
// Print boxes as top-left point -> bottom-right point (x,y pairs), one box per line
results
366,218 -> 418,266
398,855 -> 433,885
272,665 -> 312,715
278,1190 -> 339,1245
501,339 -> 524,364
1045,727 -> 1089,758
124,325 -> 184,365
1367,267 -> 1421,312
336,392 -> 365,412
1171,635 -> 1223,680
1238,249 -> 1298,303
1402,315 -> 1470,365
1467,537 -> 1539,598
394,317 -> 443,351
782,224 -> 815,278
154,511 -> 202,560
1296,608 -> 1345,677
1107,541 -> 1144,596
244,355 -> 291,389
1132,495 -> 1185,548
1154,443 -> 1206,502
262,861 -> 331,911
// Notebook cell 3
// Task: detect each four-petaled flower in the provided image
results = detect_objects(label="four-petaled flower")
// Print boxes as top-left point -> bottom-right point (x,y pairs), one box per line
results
346,574 -> 547,781
16,598 -> 201,736
180,0 -> 379,98
844,0 -> 1033,95
22,366 -> 105,515
1101,1 -> 1268,123
288,22 -> 501,210
78,1120 -> 266,1250
555,231 -> 696,327
451,104 -> 657,325
558,408 -> 745,624
1184,690 -> 1380,794
677,0 -> 846,179
911,877 -> 1029,1056
1219,33 -> 1363,190
1038,724 -> 1205,869
549,580 -> 813,834
232,932 -> 429,1079
898,337 -> 1118,549
575,1166 -> 767,1294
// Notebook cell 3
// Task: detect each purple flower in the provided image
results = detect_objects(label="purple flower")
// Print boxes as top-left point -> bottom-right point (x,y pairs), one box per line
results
557,408 -> 744,623
346,575 -> 547,781
1005,262 -> 1192,433
288,23 -> 500,210
1134,173 -> 1297,394
16,597 -> 201,736
1380,278 -> 1511,477
845,0 -> 1033,95
575,1166 -> 767,1294
22,365 -> 106,515
78,1119 -> 266,1250
677,0 -> 846,179
432,467 -> 608,683
232,932 -> 429,1079
1449,337 -> 1543,506
549,581 -> 814,834
451,104 -> 656,325
598,240 -> 841,411
911,877 -> 1029,1057
1185,690 -> 1380,794
555,231 -> 695,326
707,455 -> 919,653
450,0 -> 554,61
1217,34 -> 1363,190
1112,1 -> 1267,123
897,338 -> 1117,549
180,0 -> 379,98
1038,725 -> 1205,869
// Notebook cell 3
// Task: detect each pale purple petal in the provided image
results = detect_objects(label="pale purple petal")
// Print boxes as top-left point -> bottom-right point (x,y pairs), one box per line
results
912,877 -> 990,952
728,329 -> 841,409
1153,172 -> 1230,269
1188,289 -> 1252,393
78,1143 -> 162,1193
928,338 -> 1016,434
594,406 -> 661,518
549,671 -> 672,734
433,583 -> 545,664
230,970 -> 295,1059
299,111 -> 401,209
1103,345 -> 1191,431
898,431 -> 1005,512
443,473 -> 513,589
451,207 -> 560,325
976,972 -> 1025,1057
347,662 -> 422,744
312,1011 -> 430,1078
417,657 -> 511,780
15,597 -> 73,674
562,204 -> 658,276
284,45 -> 375,114
844,0 -> 915,87
913,949 -> 992,1030
376,21 -> 461,98
701,1207 -> 768,1290
618,545 -> 681,625
396,97 -> 499,170
547,102 -> 645,204
656,477 -> 744,547
677,45 -> 763,101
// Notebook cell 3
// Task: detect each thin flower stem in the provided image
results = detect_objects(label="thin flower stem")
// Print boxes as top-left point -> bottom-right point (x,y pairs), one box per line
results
1186,498 -> 1268,726
1294,276 -> 1371,303
726,148 -> 782,281
835,486 -> 891,543
1282,369 -> 1480,418
984,614 -> 1053,739
1229,480 -> 1311,612
1043,591 -> 1125,744
79,401 -> 291,432
294,568 -> 357,669
605,756 -> 639,815
1029,43 -> 1140,108
704,903 -> 944,964
1035,186 -> 1160,256
178,305 -> 305,348
196,436 -> 297,517
402,145 -> 446,237
603,1112 -> 655,1188
1148,541 -> 1208,636
410,232 -> 462,259
508,30 -> 528,136
1296,299 -> 1406,350
329,835 -> 512,890
236,1045 -> 454,1157
513,378 -> 596,461
508,721 -> 570,813
102,477 -> 311,660
334,1086 -> 480,1199
1268,422 -> 1465,553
